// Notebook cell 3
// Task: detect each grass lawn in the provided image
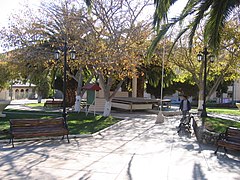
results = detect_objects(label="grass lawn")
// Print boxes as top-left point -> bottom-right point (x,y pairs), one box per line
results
207,107 -> 240,116
0,109 -> 121,140
203,107 -> 240,133
205,117 -> 240,133
26,103 -> 45,107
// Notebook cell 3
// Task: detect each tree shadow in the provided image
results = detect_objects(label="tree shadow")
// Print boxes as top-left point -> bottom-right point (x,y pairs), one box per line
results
0,140 -> 58,179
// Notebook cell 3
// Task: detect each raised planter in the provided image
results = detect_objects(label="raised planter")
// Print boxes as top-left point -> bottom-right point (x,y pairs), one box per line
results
0,100 -> 10,117
192,116 -> 219,145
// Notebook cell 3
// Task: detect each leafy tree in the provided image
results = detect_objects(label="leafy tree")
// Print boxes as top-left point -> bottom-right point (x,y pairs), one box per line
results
169,19 -> 240,109
0,3 -> 55,100
0,54 -> 20,91
1,0 -> 156,116
87,0 -> 152,116
0,0 -> 92,106
0,61 -> 11,90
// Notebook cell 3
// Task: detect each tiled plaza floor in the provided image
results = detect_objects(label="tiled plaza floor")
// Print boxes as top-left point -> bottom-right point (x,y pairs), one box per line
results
1,110 -> 240,180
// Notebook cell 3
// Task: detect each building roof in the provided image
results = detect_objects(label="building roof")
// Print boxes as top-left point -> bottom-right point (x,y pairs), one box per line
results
12,83 -> 36,88
82,83 -> 101,90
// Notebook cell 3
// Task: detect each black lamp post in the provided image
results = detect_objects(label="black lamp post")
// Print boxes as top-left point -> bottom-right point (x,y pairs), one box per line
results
54,41 -> 76,126
197,47 -> 214,117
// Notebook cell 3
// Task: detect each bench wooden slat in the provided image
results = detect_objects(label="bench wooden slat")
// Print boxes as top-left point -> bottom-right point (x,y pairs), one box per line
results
10,118 -> 64,125
12,131 -> 68,138
215,127 -> 240,154
9,117 -> 69,147
11,127 -> 68,133
217,140 -> 240,150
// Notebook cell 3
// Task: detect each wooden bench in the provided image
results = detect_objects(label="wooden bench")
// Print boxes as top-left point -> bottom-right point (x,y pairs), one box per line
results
214,127 -> 240,154
44,100 -> 63,108
9,118 -> 69,147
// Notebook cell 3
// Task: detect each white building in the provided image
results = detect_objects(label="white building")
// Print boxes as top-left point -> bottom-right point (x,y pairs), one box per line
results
232,79 -> 240,102
0,83 -> 36,100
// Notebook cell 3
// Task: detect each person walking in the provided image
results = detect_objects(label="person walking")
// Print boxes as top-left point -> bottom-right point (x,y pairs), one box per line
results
179,95 -> 191,119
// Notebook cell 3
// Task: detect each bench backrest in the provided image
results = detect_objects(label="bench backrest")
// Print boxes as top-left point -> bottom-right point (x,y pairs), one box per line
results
10,118 -> 66,130
45,100 -> 62,104
225,127 -> 240,143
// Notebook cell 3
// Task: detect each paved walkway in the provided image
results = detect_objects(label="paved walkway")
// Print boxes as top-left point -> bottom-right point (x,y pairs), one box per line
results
0,100 -> 240,179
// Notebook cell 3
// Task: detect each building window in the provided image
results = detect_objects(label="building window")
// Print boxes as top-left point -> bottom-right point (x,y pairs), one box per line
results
15,89 -> 19,99
20,89 -> 24,99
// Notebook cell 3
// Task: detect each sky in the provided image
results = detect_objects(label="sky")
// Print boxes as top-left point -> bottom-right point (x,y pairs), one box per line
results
0,0 -> 187,27
0,0 -> 41,27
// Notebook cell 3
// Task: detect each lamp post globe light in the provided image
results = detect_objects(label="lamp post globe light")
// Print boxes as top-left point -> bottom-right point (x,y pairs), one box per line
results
54,41 -> 76,126
197,47 -> 214,117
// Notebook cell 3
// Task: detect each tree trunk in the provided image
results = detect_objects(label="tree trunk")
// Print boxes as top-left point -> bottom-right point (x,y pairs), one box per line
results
103,100 -> 112,117
206,73 -> 225,101
74,95 -> 82,112
137,75 -> 144,97
66,78 -> 77,107
68,68 -> 93,112
198,89 -> 204,110
66,87 -> 76,107
99,74 -> 124,116
37,95 -> 42,103
74,69 -> 83,112
198,82 -> 204,110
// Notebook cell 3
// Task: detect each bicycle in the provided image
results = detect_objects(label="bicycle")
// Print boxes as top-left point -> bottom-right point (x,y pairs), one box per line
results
177,111 -> 193,133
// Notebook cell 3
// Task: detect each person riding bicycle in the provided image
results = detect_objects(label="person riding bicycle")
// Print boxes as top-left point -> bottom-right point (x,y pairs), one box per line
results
179,95 -> 191,120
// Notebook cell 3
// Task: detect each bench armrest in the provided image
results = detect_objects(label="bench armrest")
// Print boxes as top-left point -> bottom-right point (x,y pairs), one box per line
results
217,132 -> 226,141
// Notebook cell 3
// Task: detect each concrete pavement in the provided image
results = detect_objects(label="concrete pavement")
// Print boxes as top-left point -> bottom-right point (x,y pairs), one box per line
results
0,101 -> 240,179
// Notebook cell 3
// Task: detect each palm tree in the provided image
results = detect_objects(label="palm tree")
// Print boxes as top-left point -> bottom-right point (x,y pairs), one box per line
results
149,0 -> 240,54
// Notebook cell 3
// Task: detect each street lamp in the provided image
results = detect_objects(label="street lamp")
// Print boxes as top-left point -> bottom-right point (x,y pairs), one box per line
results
54,41 -> 76,126
197,47 -> 214,117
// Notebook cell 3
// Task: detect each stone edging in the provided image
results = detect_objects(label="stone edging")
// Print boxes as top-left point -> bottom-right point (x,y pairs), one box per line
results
192,116 -> 219,145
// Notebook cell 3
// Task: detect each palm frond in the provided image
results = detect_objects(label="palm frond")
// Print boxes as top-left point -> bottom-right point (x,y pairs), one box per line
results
182,0 -> 199,15
180,0 -> 199,25
153,0 -> 178,31
147,23 -> 172,59
152,0 -> 240,55
149,8 -> 194,58
188,0 -> 212,49
204,0 -> 240,52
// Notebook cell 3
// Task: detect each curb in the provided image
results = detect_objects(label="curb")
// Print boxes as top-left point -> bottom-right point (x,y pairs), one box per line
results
0,134 -> 93,145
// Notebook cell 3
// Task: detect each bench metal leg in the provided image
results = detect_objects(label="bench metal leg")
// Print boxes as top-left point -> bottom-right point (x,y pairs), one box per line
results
11,139 -> 14,148
8,137 -> 14,148
66,135 -> 70,143
214,146 -> 228,155
214,146 -> 219,154
224,147 -> 227,154
61,135 -> 70,143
